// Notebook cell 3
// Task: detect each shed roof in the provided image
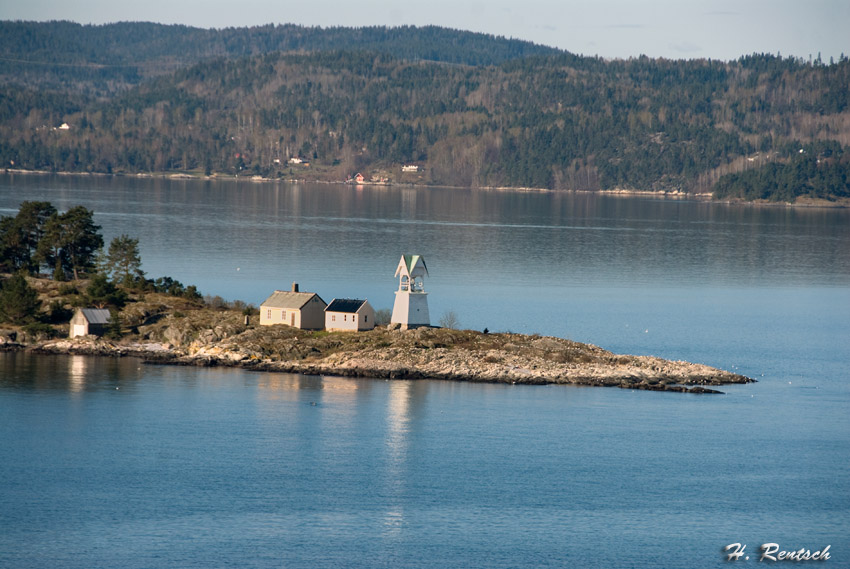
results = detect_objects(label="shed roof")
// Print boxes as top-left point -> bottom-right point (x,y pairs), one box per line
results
326,298 -> 368,313
80,308 -> 111,324
260,290 -> 324,310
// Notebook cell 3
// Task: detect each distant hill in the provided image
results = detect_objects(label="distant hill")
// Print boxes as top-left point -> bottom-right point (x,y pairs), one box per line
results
0,21 -> 561,92
1,21 -> 848,202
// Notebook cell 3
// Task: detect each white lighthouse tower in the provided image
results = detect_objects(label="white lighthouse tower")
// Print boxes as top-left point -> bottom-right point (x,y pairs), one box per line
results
391,254 -> 430,329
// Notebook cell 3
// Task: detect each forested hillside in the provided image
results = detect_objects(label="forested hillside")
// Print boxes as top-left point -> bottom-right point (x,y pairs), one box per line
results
0,21 -> 558,93
1,21 -> 849,202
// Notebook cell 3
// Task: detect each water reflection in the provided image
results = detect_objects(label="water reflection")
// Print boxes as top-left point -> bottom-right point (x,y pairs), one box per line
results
385,381 -> 412,472
68,355 -> 88,393
254,373 -> 312,400
251,370 -> 420,536
0,352 -> 143,392
382,381 -> 412,537
400,187 -> 418,219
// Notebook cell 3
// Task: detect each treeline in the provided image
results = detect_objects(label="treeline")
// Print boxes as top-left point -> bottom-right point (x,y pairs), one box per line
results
0,201 -> 207,335
0,201 -> 102,280
0,21 -> 558,94
0,200 -> 201,292
1,23 -> 849,201
713,141 -> 849,201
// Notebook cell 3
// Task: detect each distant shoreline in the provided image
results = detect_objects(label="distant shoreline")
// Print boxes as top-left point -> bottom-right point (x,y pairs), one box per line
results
4,168 -> 848,208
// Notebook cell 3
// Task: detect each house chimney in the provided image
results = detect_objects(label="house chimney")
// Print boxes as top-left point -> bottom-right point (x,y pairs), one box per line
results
292,282 -> 299,292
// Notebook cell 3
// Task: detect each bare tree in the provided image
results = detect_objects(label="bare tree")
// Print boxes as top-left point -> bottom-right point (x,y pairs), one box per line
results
438,310 -> 460,330
374,308 -> 392,326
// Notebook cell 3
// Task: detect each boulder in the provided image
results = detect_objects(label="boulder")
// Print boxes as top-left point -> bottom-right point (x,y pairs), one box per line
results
0,329 -> 17,344
163,325 -> 187,346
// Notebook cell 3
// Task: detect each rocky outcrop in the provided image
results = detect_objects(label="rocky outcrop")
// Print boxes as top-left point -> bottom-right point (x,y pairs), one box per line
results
28,324 -> 753,394
0,328 -> 21,350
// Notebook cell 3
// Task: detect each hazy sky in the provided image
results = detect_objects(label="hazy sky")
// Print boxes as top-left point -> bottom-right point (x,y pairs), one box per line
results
2,0 -> 847,62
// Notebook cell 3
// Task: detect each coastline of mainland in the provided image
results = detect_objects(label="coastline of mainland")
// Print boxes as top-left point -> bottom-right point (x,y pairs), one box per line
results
3,168 -> 848,209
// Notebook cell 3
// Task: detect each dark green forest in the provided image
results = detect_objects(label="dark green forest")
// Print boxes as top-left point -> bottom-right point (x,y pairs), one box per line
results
1,21 -> 849,202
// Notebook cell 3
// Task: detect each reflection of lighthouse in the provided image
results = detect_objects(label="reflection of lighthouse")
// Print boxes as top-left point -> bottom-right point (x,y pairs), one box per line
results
382,380 -> 412,537
391,254 -> 430,330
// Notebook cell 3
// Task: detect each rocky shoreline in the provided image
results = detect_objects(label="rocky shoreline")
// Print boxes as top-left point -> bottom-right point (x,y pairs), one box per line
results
6,320 -> 754,393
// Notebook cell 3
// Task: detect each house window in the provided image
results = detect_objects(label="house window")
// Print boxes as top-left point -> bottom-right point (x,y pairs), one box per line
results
332,315 -> 336,322
281,310 -> 286,320
267,309 -> 271,319
364,315 -> 368,322
344,314 -> 347,321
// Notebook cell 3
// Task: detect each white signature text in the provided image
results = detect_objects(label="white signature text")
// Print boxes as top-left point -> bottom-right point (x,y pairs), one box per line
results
725,543 -> 831,562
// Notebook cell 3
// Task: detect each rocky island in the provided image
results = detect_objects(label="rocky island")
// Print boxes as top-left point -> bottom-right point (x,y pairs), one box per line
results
0,270 -> 754,393
7,304 -> 751,394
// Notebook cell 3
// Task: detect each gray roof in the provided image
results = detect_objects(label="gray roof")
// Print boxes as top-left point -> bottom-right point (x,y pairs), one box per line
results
325,298 -> 368,313
80,308 -> 111,324
260,290 -> 325,310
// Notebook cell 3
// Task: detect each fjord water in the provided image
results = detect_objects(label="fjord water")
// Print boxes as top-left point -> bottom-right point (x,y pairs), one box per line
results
1,175 -> 848,568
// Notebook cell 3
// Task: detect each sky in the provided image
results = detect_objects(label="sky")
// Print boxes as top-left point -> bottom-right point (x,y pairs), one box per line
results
1,0 -> 847,63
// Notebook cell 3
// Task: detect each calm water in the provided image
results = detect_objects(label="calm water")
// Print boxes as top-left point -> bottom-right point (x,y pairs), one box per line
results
1,174 -> 849,568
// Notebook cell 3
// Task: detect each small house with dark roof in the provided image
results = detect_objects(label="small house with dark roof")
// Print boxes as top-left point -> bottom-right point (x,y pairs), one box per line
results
259,283 -> 327,329
69,308 -> 111,338
325,298 -> 375,332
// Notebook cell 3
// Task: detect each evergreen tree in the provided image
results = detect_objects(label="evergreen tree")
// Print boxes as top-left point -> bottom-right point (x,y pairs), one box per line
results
102,234 -> 144,286
0,201 -> 56,273
105,308 -> 123,339
15,201 -> 57,273
0,273 -> 41,324
37,206 -> 103,280
85,273 -> 127,309
0,216 -> 21,272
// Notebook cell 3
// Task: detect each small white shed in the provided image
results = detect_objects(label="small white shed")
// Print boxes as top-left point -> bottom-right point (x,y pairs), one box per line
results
69,308 -> 111,338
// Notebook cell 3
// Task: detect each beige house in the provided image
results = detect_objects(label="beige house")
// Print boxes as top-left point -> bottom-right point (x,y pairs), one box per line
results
69,308 -> 111,338
325,298 -> 375,332
259,284 -> 327,329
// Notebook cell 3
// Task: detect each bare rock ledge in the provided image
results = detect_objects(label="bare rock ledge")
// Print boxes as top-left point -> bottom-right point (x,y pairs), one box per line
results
26,324 -> 754,394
